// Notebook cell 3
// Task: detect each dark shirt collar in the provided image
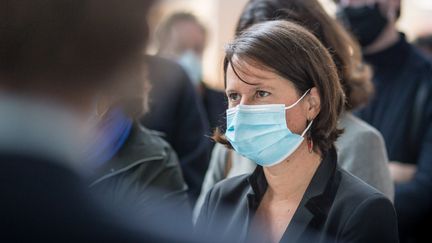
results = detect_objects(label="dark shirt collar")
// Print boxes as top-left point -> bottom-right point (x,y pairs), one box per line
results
364,33 -> 411,71
247,148 -> 338,206
247,165 -> 266,209
247,148 -> 340,242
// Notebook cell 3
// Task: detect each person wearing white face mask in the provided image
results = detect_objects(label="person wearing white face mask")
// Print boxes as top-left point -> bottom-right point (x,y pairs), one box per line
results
195,20 -> 398,243
143,13 -> 213,201
157,13 -> 227,132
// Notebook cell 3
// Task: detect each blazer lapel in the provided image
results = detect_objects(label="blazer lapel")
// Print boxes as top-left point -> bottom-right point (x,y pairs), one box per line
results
280,148 -> 341,243
244,166 -> 268,242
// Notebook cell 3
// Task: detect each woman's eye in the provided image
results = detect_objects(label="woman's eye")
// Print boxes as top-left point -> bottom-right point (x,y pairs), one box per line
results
256,90 -> 270,98
228,93 -> 240,101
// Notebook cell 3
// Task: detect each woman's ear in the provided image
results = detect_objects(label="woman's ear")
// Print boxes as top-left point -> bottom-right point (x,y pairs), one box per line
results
306,87 -> 321,120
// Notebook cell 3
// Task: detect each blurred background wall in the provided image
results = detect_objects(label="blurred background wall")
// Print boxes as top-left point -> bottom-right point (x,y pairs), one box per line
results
148,0 -> 432,89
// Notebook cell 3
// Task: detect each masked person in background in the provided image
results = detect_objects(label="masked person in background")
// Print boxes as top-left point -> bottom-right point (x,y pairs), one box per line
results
157,13 -> 227,132
336,1 -> 432,242
195,20 -> 398,243
142,13 -> 213,201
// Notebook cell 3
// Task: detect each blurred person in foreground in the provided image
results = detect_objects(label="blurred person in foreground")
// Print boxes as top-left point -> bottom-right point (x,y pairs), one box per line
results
194,0 -> 394,221
0,0 -> 200,241
196,20 -> 398,243
336,0 -> 432,241
87,69 -> 191,221
156,12 -> 227,132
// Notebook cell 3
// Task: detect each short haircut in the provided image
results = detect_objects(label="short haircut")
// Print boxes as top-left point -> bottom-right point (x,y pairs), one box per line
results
0,0 -> 154,95
214,20 -> 345,155
235,0 -> 373,110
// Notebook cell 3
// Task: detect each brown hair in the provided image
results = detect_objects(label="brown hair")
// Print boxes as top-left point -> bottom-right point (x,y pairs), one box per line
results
0,0 -> 154,96
236,0 -> 373,110
214,20 -> 345,155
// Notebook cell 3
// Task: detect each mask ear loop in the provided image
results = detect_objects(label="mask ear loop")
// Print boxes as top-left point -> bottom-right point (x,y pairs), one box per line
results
301,119 -> 314,137
302,120 -> 314,153
285,89 -> 311,110
290,88 -> 313,153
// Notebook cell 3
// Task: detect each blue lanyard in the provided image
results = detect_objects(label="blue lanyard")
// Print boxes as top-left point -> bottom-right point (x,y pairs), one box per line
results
88,108 -> 133,168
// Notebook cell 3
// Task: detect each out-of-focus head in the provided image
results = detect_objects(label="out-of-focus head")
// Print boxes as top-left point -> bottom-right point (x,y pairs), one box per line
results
236,0 -> 372,110
334,0 -> 401,48
156,13 -> 207,85
157,12 -> 207,59
0,0 -> 154,115
214,20 -> 345,155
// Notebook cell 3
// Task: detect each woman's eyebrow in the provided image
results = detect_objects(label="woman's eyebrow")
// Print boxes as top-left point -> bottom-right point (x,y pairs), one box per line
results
225,89 -> 237,94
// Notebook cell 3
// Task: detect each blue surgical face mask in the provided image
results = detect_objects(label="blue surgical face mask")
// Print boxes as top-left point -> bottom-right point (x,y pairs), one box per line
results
225,90 -> 313,167
178,50 -> 203,86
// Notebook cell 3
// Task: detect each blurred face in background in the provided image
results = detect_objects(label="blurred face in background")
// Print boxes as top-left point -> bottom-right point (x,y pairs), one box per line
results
95,58 -> 150,118
158,16 -> 207,85
168,19 -> 207,59
336,0 -> 401,48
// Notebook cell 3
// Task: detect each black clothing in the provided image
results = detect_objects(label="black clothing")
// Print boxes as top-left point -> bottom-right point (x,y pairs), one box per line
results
0,154 -> 198,242
89,123 -> 191,219
142,56 -> 212,200
200,83 -> 227,132
356,34 -> 432,240
197,149 -> 399,243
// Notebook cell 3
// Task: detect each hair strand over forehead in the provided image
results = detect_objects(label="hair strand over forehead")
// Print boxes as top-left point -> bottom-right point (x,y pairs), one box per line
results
235,0 -> 373,110
214,20 -> 345,155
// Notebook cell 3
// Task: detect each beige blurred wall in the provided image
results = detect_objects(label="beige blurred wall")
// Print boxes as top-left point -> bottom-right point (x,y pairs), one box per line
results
150,0 -> 432,89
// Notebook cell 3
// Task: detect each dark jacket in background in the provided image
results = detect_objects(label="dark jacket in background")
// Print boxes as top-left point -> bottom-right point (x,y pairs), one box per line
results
89,123 -> 191,220
356,34 -> 432,241
200,83 -> 227,132
196,148 -> 399,243
142,56 -> 212,200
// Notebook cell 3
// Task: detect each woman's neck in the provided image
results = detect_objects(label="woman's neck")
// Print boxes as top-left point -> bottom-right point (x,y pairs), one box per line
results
263,142 -> 322,201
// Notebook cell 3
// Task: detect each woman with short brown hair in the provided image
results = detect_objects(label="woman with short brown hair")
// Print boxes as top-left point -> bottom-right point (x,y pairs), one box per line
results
194,0 -> 393,220
195,20 -> 397,243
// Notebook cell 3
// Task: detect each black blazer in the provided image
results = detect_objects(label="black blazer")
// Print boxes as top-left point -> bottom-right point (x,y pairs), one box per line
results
196,148 -> 399,243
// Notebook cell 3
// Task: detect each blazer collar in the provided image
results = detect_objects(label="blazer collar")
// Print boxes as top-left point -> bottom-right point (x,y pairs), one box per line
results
246,148 -> 341,242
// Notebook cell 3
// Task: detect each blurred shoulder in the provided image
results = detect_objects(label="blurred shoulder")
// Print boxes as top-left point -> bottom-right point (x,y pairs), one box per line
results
335,167 -> 392,208
338,112 -> 383,142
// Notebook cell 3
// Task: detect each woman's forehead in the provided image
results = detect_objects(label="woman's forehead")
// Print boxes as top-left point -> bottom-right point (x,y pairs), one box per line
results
226,59 -> 293,89
228,58 -> 278,81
